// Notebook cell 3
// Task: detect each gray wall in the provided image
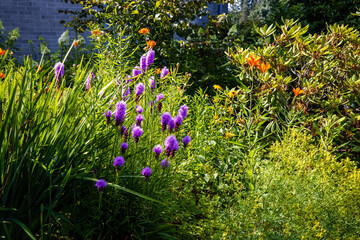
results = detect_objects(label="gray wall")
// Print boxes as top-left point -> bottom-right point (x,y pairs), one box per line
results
0,0 -> 82,57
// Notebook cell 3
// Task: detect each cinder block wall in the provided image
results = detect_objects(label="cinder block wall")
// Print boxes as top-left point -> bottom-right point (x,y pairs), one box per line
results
0,0 -> 82,57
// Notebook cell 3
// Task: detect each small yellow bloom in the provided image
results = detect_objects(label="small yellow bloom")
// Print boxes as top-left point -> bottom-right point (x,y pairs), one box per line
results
213,85 -> 222,90
213,98 -> 218,103
214,114 -> 219,120
227,90 -> 237,98
225,131 -> 234,139
227,106 -> 234,115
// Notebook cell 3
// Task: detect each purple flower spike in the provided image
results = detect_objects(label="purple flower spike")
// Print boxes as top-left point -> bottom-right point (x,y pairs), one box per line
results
126,75 -> 133,83
153,144 -> 163,159
86,72 -> 95,90
121,126 -> 127,135
95,179 -> 107,192
132,66 -> 142,78
160,66 -> 169,79
161,159 -> 170,169
54,62 -> 64,79
156,93 -> 164,102
146,49 -> 155,69
178,104 -> 188,119
114,101 -> 127,126
149,76 -> 156,89
121,142 -> 128,154
105,110 -> 112,125
141,167 -> 152,179
140,54 -> 147,72
135,83 -> 145,96
182,135 -> 191,147
161,112 -> 172,132
136,114 -> 144,126
136,105 -> 143,114
113,156 -> 125,171
132,126 -> 143,143
165,135 -> 179,158
157,102 -> 162,113
122,87 -> 130,100
168,118 -> 175,133
174,115 -> 183,132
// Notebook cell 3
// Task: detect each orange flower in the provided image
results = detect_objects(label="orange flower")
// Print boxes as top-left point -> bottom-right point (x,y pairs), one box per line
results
245,53 -> 261,68
73,40 -> 80,47
91,30 -> 103,36
0,48 -> 5,56
257,62 -> 270,73
156,68 -> 161,74
139,28 -> 150,34
0,72 -> 5,78
293,87 -> 304,97
147,40 -> 156,48
37,65 -> 42,71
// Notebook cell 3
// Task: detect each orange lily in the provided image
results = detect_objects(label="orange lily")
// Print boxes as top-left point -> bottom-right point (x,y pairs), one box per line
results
147,40 -> 156,48
139,28 -> 150,34
73,40 -> 80,47
0,48 -> 5,56
257,62 -> 270,73
0,72 -> 5,78
293,87 -> 304,97
91,30 -> 103,36
156,68 -> 161,74
246,53 -> 261,68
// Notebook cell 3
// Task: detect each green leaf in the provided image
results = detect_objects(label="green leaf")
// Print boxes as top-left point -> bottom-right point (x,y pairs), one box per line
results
7,218 -> 36,240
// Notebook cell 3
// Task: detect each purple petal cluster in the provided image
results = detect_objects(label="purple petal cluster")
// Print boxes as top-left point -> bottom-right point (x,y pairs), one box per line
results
121,142 -> 128,154
161,112 -> 172,132
149,76 -> 156,89
132,66 -> 142,78
86,72 -> 95,90
54,62 -> 64,79
161,159 -> 170,169
168,118 -> 175,133
182,135 -> 191,147
165,135 -> 179,158
136,105 -> 143,114
156,93 -> 164,102
104,110 -> 112,125
136,114 -> 144,126
141,166 -> 152,179
132,126 -> 143,143
114,101 -> 127,126
135,83 -> 145,96
140,54 -> 146,72
95,179 -> 107,191
113,156 -> 125,170
178,104 -> 188,119
160,66 -> 169,79
153,144 -> 163,159
146,49 -> 155,68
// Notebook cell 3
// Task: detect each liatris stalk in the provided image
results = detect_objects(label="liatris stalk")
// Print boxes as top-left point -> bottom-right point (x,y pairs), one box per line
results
156,93 -> 164,113
104,110 -> 112,125
121,142 -> 128,154
160,66 -> 169,79
121,126 -> 127,135
140,54 -> 147,72
149,76 -> 156,90
146,49 -> 155,69
174,115 -> 183,132
122,87 -> 130,100
136,105 -> 143,114
132,66 -> 142,78
182,135 -> 191,148
168,118 -> 175,133
113,156 -> 125,171
135,83 -> 145,102
86,72 -> 95,90
132,126 -> 143,143
161,112 -> 172,132
54,62 -> 64,87
123,128 -> 129,142
161,159 -> 170,169
178,104 -> 189,119
136,114 -> 144,126
114,101 -> 127,126
165,135 -> 179,158
141,167 -> 152,180
95,179 -> 107,192
153,144 -> 163,160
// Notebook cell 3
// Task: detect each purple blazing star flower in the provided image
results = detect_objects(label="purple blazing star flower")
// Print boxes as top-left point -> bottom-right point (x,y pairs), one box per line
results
165,135 -> 179,158
160,66 -> 169,79
132,66 -> 142,78
174,115 -> 183,132
156,93 -> 164,102
86,72 -> 95,90
182,135 -> 191,147
54,62 -> 64,80
104,110 -> 112,125
149,76 -> 156,89
123,128 -> 128,142
121,142 -> 128,154
122,87 -> 130,100
161,112 -> 172,132
136,105 -> 143,114
141,167 -> 152,179
114,101 -> 127,126
178,104 -> 188,119
146,49 -> 155,69
136,114 -> 144,126
153,144 -> 163,159
140,54 -> 147,72
132,126 -> 143,143
95,179 -> 107,192
135,83 -> 145,96
121,126 -> 127,135
113,156 -> 125,170
168,118 -> 175,133
161,159 -> 170,169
